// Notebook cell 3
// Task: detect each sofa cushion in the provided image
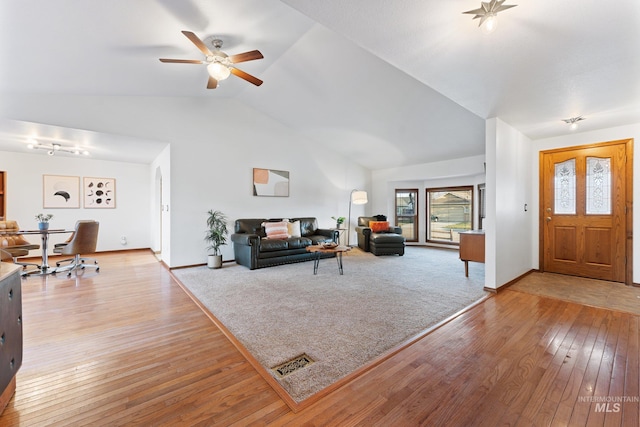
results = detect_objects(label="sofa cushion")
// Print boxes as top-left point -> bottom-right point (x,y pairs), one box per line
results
307,234 -> 334,245
370,233 -> 405,244
235,218 -> 267,237
358,216 -> 377,227
369,221 -> 389,233
263,221 -> 289,239
293,217 -> 318,237
287,220 -> 301,238
260,238 -> 289,251
287,237 -> 312,249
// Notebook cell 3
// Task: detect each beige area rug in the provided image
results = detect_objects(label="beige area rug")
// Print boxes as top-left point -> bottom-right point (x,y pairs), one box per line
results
510,271 -> 640,315
172,246 -> 489,405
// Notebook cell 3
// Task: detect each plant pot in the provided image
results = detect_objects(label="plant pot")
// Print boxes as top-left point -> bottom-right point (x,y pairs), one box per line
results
207,254 -> 223,269
38,222 -> 49,231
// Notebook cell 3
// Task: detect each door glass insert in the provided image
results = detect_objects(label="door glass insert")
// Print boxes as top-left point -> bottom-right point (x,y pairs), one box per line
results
586,156 -> 611,215
554,158 -> 576,214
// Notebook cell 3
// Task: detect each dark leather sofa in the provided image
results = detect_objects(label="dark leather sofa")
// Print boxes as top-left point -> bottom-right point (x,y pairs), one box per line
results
231,217 -> 338,270
355,216 -> 406,256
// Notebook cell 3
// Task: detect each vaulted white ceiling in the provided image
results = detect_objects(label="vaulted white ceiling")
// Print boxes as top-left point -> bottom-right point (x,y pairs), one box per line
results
0,0 -> 638,168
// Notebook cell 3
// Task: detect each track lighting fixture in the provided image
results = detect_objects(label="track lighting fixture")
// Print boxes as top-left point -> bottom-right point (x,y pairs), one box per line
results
27,139 -> 90,156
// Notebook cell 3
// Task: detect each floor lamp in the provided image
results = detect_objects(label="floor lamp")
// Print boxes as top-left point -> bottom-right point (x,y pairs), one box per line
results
347,189 -> 368,246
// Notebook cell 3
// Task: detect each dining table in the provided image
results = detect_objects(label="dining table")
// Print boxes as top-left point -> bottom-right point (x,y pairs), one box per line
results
17,228 -> 74,275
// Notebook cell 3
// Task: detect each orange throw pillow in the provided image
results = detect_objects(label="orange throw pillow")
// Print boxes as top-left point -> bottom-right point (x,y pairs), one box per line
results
369,221 -> 389,233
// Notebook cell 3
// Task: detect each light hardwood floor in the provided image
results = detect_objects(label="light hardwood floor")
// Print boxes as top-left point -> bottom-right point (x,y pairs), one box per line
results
1,250 -> 639,426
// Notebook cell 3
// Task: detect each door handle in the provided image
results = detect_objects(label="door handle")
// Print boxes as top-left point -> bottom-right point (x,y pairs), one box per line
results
546,217 -> 552,222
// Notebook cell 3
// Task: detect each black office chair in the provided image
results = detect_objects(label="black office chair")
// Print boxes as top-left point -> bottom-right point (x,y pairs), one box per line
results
53,220 -> 100,277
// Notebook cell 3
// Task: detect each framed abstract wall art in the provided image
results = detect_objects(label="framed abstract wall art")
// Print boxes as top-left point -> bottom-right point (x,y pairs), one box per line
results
43,175 -> 80,208
253,168 -> 289,197
84,177 -> 116,208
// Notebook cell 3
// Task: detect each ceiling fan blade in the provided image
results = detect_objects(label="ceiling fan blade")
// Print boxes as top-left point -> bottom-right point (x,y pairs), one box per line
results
181,30 -> 212,56
207,76 -> 218,89
228,50 -> 264,64
230,68 -> 263,86
159,58 -> 203,64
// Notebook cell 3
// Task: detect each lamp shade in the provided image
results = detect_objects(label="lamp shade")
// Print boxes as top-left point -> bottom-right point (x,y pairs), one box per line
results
351,190 -> 368,205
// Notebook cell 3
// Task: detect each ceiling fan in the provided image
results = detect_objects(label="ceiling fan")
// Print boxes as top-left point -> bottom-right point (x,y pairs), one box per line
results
160,30 -> 264,89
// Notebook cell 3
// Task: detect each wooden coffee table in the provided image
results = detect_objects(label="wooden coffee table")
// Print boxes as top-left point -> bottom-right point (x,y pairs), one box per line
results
306,245 -> 351,275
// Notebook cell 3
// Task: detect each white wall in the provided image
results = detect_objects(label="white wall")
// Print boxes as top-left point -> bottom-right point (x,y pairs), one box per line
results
531,122 -> 640,283
485,118 -> 533,290
167,101 -> 370,267
0,150 -> 151,252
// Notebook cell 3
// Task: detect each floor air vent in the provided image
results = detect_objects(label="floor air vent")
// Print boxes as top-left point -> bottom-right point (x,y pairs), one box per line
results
272,354 -> 314,378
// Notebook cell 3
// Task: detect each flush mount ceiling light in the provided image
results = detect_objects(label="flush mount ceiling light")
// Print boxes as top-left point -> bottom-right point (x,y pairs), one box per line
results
463,0 -> 517,34
563,116 -> 585,130
27,139 -> 90,156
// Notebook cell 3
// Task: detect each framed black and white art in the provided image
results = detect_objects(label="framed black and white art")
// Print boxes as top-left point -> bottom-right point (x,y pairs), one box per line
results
83,177 -> 116,208
43,175 -> 80,209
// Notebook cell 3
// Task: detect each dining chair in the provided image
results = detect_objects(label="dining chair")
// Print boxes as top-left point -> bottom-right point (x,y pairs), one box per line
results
53,220 -> 100,277
0,220 -> 41,272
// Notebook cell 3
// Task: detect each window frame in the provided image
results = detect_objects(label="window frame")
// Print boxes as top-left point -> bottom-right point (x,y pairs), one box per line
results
426,185 -> 474,246
394,188 -> 419,242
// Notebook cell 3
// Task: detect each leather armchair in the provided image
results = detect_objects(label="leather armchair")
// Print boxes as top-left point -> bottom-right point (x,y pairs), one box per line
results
355,216 -> 405,256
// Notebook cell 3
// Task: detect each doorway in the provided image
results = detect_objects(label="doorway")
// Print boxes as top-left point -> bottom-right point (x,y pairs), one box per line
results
539,139 -> 632,284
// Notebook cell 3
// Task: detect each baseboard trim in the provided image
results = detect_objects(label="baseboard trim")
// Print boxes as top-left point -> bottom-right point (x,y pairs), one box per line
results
486,269 -> 538,293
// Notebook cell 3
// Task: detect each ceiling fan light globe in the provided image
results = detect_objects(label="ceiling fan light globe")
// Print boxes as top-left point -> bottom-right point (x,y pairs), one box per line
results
207,62 -> 231,81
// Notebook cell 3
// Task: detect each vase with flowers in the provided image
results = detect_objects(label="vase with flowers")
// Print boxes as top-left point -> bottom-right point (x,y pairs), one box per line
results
35,213 -> 53,230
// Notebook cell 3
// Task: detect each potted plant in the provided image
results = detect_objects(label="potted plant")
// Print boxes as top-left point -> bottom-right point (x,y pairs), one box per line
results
35,213 -> 53,230
331,216 -> 346,229
205,210 -> 229,269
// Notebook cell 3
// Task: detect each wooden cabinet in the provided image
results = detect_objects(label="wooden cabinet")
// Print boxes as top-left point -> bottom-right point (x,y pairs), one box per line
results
0,264 -> 22,415
0,171 -> 5,220
459,231 -> 485,277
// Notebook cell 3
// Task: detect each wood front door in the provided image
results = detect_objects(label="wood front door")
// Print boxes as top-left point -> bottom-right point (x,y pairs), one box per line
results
540,139 -> 632,283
